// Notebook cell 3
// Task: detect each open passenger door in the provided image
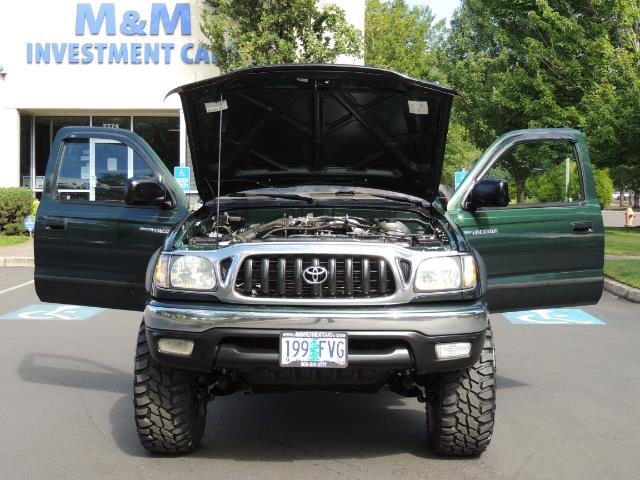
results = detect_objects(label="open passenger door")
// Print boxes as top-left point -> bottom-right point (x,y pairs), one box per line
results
446,129 -> 604,313
34,127 -> 188,311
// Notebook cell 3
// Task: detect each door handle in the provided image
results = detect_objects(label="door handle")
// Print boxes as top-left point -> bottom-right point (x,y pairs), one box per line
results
571,221 -> 593,234
44,219 -> 67,231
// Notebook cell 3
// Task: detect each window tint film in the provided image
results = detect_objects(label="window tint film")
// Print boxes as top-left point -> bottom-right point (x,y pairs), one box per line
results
483,140 -> 584,206
56,139 -> 155,203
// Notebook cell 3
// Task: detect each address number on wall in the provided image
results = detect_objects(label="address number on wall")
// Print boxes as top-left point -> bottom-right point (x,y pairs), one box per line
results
102,124 -> 120,128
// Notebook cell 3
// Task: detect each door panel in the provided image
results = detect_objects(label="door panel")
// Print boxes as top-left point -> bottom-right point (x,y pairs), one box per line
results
35,127 -> 188,311
446,129 -> 604,312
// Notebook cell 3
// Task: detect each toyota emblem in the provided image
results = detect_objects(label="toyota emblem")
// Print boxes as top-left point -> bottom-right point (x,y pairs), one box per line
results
302,266 -> 328,285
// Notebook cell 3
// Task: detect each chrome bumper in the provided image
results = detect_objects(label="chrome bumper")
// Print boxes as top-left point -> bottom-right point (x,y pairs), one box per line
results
144,300 -> 488,337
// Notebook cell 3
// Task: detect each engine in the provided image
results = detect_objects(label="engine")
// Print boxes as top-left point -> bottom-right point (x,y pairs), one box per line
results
184,211 -> 451,249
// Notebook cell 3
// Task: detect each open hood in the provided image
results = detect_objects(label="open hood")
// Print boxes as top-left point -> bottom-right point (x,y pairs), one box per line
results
171,64 -> 457,202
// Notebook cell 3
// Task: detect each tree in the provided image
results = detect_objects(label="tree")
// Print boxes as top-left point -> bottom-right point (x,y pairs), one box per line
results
365,0 -> 479,191
579,2 -> 640,207
445,0 -> 614,201
526,163 -> 614,208
610,165 -> 640,207
200,0 -> 363,74
365,0 -> 446,82
440,120 -> 481,190
593,168 -> 615,209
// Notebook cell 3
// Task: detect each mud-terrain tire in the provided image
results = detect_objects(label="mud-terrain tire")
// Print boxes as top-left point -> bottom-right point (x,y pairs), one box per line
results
133,322 -> 207,454
426,326 -> 496,456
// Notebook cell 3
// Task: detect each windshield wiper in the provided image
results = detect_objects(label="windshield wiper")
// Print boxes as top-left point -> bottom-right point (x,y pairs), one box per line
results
225,192 -> 314,203
334,190 -> 429,207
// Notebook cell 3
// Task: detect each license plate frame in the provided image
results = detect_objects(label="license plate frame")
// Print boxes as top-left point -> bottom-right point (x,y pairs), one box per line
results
279,331 -> 348,368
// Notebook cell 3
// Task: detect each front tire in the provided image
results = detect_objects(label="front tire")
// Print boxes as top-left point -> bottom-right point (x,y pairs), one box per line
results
426,326 -> 496,456
133,322 -> 207,454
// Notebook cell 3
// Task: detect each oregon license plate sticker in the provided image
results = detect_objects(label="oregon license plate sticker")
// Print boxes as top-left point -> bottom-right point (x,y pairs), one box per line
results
279,331 -> 348,368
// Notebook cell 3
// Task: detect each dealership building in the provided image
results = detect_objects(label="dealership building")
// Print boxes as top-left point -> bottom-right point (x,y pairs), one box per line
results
0,0 -> 364,200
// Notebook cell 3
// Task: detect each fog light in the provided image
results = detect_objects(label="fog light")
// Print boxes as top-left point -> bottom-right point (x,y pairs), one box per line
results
435,342 -> 471,359
157,338 -> 194,356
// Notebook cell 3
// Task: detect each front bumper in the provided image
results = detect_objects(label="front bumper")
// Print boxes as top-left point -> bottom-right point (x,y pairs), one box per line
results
144,300 -> 488,377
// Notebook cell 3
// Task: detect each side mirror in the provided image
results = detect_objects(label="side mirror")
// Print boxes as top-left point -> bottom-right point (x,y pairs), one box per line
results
125,178 -> 171,208
466,179 -> 509,211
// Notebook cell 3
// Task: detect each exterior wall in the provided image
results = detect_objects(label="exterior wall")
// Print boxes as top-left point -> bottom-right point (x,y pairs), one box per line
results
0,0 -> 364,189
0,1 -> 218,112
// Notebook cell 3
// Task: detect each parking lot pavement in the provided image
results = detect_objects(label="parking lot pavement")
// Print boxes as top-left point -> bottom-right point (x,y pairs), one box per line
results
602,208 -> 636,227
0,267 -> 639,480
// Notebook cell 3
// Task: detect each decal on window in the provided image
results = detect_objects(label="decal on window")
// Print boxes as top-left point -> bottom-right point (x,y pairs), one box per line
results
107,157 -> 118,171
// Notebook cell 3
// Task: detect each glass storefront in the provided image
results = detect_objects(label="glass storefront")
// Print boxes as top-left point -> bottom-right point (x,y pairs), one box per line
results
133,116 -> 180,172
19,116 -> 31,188
19,114 -> 180,195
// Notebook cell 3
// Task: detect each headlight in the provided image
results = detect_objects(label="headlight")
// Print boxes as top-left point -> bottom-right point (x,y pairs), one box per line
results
414,255 -> 477,292
153,254 -> 216,291
170,255 -> 216,290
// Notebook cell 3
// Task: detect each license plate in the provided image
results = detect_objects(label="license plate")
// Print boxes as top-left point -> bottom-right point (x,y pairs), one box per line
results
279,331 -> 348,368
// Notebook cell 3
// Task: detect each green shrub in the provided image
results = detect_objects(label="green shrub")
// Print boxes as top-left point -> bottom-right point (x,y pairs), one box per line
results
3,223 -> 25,236
0,188 -> 33,235
594,167 -> 615,209
524,164 -> 615,209
525,163 -> 581,203
32,199 -> 40,217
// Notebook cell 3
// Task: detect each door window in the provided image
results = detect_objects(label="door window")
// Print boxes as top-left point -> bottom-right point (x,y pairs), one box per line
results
482,140 -> 584,207
34,116 -> 91,192
56,138 -> 155,203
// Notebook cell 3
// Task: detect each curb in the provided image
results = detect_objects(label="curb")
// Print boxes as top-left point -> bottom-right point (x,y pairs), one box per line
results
0,257 -> 34,267
604,276 -> 640,304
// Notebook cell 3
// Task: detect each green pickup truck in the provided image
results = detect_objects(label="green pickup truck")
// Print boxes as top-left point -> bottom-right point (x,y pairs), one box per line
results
34,64 -> 603,456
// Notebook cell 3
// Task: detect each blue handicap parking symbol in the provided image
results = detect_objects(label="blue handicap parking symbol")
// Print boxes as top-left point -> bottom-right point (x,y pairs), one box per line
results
24,215 -> 35,233
503,308 -> 605,325
0,304 -> 103,321
173,166 -> 191,193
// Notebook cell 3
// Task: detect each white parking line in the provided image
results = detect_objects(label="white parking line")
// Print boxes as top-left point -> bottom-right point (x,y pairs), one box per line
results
0,280 -> 34,296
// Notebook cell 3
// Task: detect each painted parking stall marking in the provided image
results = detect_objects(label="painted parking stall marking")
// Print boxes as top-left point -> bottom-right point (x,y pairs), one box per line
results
503,308 -> 605,325
0,280 -> 34,296
0,304 -> 103,321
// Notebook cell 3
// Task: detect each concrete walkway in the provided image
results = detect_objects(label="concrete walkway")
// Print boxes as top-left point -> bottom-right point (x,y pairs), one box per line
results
0,238 -> 34,266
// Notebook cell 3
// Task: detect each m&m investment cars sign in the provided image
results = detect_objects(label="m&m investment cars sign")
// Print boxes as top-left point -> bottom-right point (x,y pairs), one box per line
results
26,3 -> 216,65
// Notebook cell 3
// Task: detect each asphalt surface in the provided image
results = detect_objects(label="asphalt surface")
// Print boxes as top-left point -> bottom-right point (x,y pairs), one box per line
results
602,208 -> 635,227
0,267 -> 639,480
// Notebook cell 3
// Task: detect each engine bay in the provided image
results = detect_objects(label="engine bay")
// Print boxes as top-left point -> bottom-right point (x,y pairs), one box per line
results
177,207 -> 454,250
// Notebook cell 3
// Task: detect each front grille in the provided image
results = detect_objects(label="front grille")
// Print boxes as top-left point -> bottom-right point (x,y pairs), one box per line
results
235,255 -> 396,299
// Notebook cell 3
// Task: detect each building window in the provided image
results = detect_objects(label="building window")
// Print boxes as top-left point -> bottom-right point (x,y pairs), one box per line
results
133,116 -> 180,172
19,115 -> 31,188
20,114 -> 180,193
92,116 -> 131,130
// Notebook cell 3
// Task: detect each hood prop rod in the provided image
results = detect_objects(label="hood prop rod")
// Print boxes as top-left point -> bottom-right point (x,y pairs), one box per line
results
215,92 -> 223,237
